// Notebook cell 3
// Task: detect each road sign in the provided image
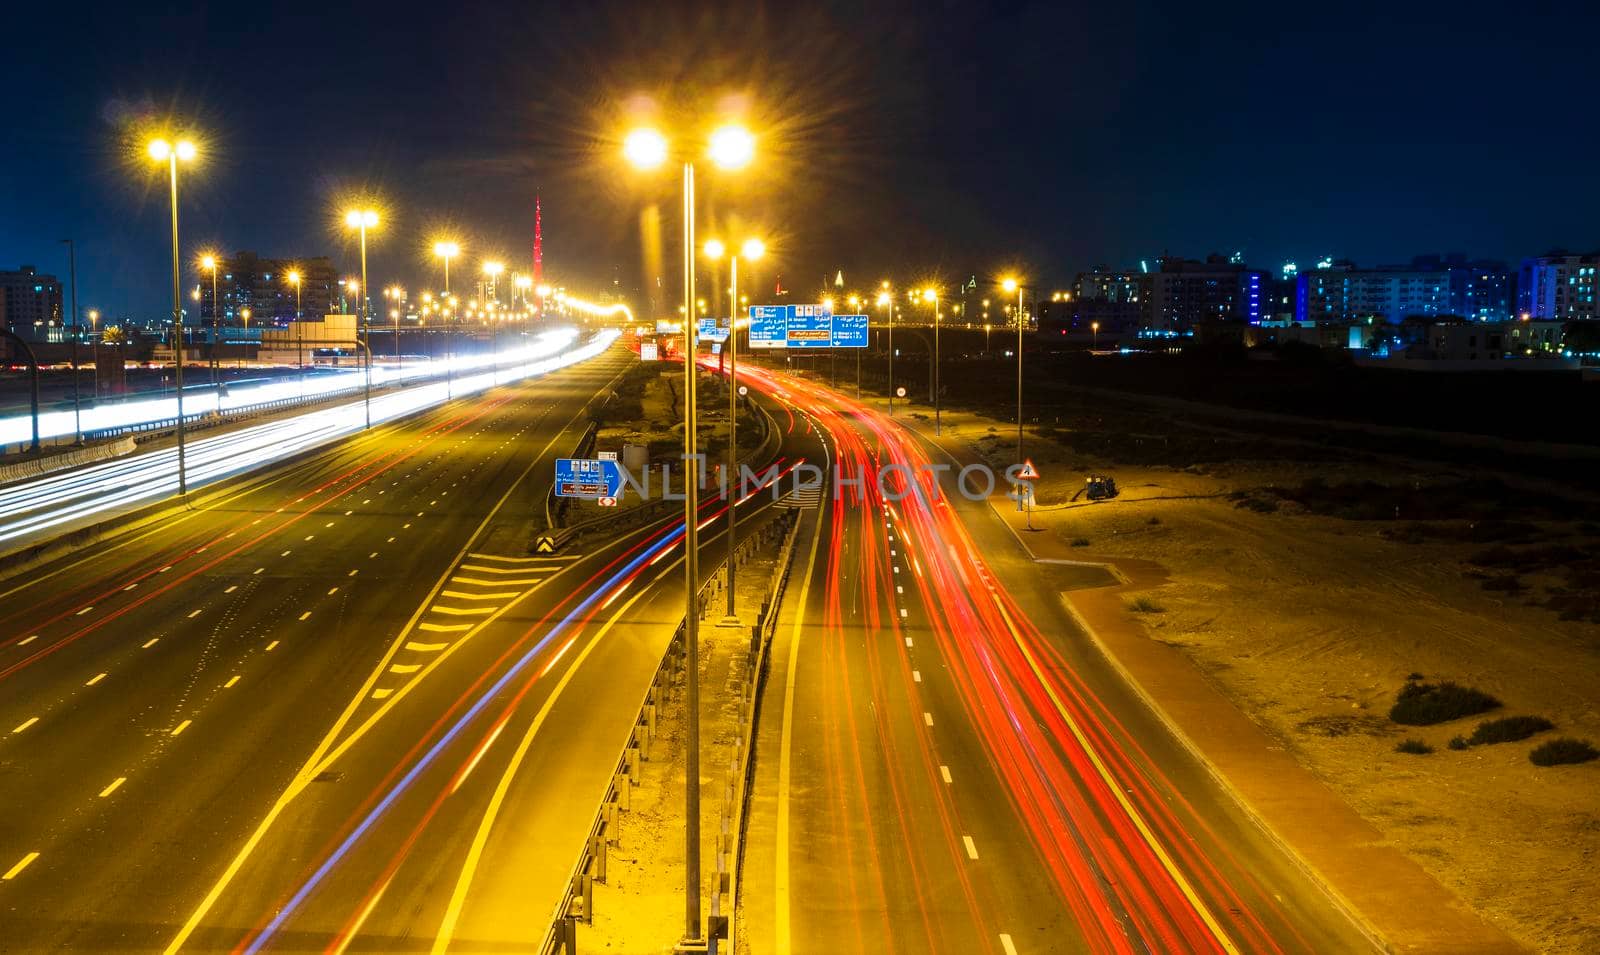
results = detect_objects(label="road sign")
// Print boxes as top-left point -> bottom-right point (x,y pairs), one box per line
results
712,343 -> 722,355
1016,459 -> 1040,480
737,385 -> 748,396
598,450 -> 618,461
895,386 -> 907,397
830,313 -> 868,348
555,457 -> 624,498
640,341 -> 659,361
786,303 -> 833,348
749,305 -> 787,349
598,496 -> 617,507
697,318 -> 729,342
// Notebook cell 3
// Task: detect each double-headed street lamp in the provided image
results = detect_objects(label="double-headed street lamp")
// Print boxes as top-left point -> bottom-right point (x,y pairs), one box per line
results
623,117 -> 754,949
433,240 -> 459,296
703,236 -> 764,624
148,135 -> 198,496
345,208 -> 379,429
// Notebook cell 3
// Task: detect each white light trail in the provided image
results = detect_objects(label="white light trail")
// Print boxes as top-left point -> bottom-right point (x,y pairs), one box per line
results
0,330 -> 617,546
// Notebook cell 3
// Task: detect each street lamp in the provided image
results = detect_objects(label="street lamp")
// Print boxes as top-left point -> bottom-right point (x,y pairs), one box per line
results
86,308 -> 102,399
925,286 -> 941,435
623,119 -> 754,948
344,208 -> 379,429
514,274 -> 532,312
239,307 -> 251,368
847,294 -> 862,398
201,253 -> 220,387
710,236 -> 762,625
286,270 -> 304,390
1003,276 -> 1024,463
877,283 -> 894,415
433,241 -> 459,296
482,260 -> 504,312
60,238 -> 82,443
148,135 -> 197,496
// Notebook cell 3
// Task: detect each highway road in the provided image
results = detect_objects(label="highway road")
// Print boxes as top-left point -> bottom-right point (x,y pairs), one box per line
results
0,343 -> 644,952
737,364 -> 1376,955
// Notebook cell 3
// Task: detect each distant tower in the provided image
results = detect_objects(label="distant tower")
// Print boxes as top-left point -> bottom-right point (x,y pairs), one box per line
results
532,194 -> 544,285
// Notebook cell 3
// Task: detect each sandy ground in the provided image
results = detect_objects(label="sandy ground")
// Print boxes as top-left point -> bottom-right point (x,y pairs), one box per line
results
918,404 -> 1600,954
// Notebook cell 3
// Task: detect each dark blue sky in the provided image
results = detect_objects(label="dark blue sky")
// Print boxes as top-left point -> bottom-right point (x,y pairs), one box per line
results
3,0 -> 1596,320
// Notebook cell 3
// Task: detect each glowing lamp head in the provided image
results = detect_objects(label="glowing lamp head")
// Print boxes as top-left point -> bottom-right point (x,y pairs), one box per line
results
483,260 -> 504,277
147,138 -> 171,160
286,270 -> 300,285
1002,277 -> 1018,293
924,287 -> 938,301
536,284 -> 552,298
740,238 -> 765,261
822,297 -> 834,310
703,239 -> 726,260
515,275 -> 532,290
622,127 -> 669,170
433,241 -> 459,259
876,292 -> 891,307
201,255 -> 217,271
345,209 -> 379,229
708,125 -> 755,170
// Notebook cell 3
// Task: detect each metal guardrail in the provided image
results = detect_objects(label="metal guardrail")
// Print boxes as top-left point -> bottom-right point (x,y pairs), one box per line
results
542,508 -> 801,955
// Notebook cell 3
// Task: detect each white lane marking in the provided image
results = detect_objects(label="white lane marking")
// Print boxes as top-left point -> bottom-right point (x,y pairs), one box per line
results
265,640 -> 280,652
388,663 -> 421,674
457,564 -> 548,575
404,641 -> 449,652
387,537 -> 396,543
450,576 -> 540,586
905,637 -> 913,647
344,511 -> 353,516
142,638 -> 160,649
431,606 -> 494,617
327,587 -> 339,596
923,712 -> 933,726
325,521 -> 335,528
419,622 -> 473,633
368,552 -> 378,559
913,670 -> 921,683
963,836 -> 979,860
12,717 -> 39,734
403,523 -> 412,529
893,565 -> 901,574
187,610 -> 202,619
466,552 -> 552,563
123,583 -> 138,591
158,565 -> 172,573
362,499 -> 371,505
941,765 -> 953,784
76,606 -> 94,616
348,569 -> 359,577
440,590 -> 517,600
171,720 -> 192,737
19,635 -> 38,646
3,852 -> 40,880
298,612 -> 312,621
224,676 -> 240,688
304,535 -> 315,542
371,688 -> 393,700
899,608 -> 908,618
280,550 -> 291,557
896,585 -> 903,594
253,567 -> 264,575
1000,934 -> 1018,955
225,585 -> 238,594
100,777 -> 127,798
86,673 -> 107,687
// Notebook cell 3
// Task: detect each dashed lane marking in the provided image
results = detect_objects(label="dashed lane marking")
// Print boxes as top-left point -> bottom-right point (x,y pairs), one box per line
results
923,712 -> 933,726
224,676 -> 240,688
419,622 -> 473,633
12,717 -> 38,734
404,641 -> 448,652
431,606 -> 495,617
941,765 -> 953,784
171,720 -> 192,737
3,852 -> 39,880
388,663 -> 421,675
963,836 -> 979,860
86,673 -> 106,686
100,777 -> 126,798
142,638 -> 160,649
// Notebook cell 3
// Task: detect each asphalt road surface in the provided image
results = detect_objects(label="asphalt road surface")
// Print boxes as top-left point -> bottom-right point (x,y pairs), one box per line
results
737,363 -> 1376,955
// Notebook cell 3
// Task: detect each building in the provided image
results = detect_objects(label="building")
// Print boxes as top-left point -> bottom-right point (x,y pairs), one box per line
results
1297,255 -> 1512,326
1142,255 -> 1267,330
1066,266 -> 1142,336
200,253 -> 341,327
257,314 -> 358,366
1518,251 -> 1600,322
0,266 -> 63,336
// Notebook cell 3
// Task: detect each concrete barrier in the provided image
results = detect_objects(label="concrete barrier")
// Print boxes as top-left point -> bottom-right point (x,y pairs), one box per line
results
0,436 -> 136,487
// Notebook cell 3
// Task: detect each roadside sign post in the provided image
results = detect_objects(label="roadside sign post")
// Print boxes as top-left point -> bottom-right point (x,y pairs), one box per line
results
1016,459 -> 1040,530
555,457 -> 625,499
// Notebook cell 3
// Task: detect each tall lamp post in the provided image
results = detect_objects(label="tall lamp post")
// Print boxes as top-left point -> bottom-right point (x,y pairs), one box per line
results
286,270 -> 304,390
345,208 -> 379,429
239,307 -> 251,368
201,254 -> 220,387
87,309 -> 100,400
149,136 -> 197,496
925,286 -> 942,435
706,236 -> 763,625
59,238 -> 82,443
878,284 -> 894,415
623,119 -> 754,949
1002,276 -> 1024,462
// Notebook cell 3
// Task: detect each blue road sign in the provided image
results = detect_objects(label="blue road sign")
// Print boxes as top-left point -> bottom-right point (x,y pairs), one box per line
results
749,305 -> 787,349
830,313 -> 869,347
786,303 -> 834,348
555,458 -> 624,498
697,318 -> 729,342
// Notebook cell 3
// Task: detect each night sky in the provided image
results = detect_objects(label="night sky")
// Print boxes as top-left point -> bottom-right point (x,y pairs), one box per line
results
4,0 -> 1597,320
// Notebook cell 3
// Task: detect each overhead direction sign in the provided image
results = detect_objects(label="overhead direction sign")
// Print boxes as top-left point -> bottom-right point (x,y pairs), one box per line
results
786,303 -> 833,348
697,318 -> 729,343
749,305 -> 787,349
555,457 -> 624,499
830,314 -> 869,348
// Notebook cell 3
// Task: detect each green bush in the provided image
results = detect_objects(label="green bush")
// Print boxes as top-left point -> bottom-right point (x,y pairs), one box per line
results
1467,716 -> 1554,746
1447,736 -> 1469,751
1529,738 -> 1599,767
1394,739 -> 1433,755
1389,680 -> 1501,726
1127,596 -> 1165,614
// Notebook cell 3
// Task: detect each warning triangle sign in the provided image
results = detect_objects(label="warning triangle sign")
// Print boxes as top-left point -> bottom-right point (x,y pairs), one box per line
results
1016,459 -> 1040,481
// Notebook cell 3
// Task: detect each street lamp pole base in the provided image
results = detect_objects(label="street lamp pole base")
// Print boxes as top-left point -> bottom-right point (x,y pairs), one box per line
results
673,937 -> 709,953
715,614 -> 744,629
